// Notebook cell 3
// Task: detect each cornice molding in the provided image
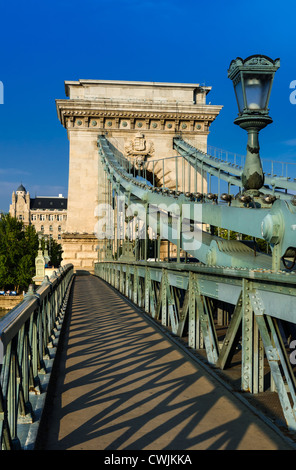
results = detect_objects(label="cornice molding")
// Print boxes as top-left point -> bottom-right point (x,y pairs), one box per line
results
62,110 -> 218,119
57,109 -> 220,130
56,99 -> 222,128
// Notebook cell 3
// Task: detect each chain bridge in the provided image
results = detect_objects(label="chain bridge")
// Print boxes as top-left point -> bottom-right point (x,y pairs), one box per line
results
94,130 -> 296,423
2,57 -> 296,450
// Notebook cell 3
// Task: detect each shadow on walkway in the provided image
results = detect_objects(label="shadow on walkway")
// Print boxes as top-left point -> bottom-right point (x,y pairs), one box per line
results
35,275 -> 292,450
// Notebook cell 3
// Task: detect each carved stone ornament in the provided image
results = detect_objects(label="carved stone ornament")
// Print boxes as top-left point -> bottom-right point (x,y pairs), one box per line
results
124,132 -> 155,168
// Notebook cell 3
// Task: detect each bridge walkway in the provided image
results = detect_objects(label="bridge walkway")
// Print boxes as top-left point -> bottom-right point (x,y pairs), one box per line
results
35,273 -> 294,450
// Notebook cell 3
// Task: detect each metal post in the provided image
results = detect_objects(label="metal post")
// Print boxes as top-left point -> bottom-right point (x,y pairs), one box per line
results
242,278 -> 254,392
145,266 -> 150,313
175,156 -> 178,192
161,270 -> 167,326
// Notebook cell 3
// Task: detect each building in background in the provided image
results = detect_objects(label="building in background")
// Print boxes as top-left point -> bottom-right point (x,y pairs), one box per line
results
56,79 -> 222,272
9,184 -> 67,242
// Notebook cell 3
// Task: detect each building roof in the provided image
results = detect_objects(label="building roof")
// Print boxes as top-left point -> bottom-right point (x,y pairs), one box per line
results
16,184 -> 26,192
30,197 -> 67,210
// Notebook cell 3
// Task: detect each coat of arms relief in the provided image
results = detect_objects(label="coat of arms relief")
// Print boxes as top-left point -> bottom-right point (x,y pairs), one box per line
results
124,133 -> 155,168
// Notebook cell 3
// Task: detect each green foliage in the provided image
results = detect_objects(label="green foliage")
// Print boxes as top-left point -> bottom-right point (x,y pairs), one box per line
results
16,254 -> 36,291
0,214 -> 63,293
0,214 -> 38,292
40,237 -> 63,267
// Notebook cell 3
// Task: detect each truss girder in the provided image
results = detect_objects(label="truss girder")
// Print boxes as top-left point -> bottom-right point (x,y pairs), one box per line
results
173,137 -> 296,196
96,261 -> 296,431
98,135 -> 296,271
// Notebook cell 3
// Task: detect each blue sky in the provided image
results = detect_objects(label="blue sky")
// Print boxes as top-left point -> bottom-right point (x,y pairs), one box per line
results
1,0 -> 296,212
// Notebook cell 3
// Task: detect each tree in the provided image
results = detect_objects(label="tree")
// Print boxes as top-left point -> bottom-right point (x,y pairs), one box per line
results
0,214 -> 39,292
16,254 -> 36,292
41,237 -> 63,268
0,214 -> 64,292
0,214 -> 65,293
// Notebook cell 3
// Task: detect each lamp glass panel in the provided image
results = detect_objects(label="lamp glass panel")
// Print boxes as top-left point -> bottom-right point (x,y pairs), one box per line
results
244,75 -> 271,110
234,80 -> 244,113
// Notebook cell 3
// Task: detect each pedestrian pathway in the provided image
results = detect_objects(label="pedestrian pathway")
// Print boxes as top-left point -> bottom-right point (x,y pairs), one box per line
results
36,273 -> 293,450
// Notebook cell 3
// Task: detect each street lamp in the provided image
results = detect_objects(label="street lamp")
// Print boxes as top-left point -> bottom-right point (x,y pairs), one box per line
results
228,55 -> 280,194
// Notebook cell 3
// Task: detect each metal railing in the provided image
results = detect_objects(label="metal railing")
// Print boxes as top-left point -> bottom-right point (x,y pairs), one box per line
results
96,259 -> 296,432
105,137 -> 189,191
178,138 -> 296,198
207,144 -> 296,180
96,134 -> 296,433
0,264 -> 74,450
104,136 -> 296,200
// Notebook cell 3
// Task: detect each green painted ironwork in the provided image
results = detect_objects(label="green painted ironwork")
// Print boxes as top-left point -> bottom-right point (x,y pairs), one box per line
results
94,57 -> 296,432
95,260 -> 296,431
98,133 -> 296,272
227,55 -> 280,193
0,264 -> 74,449
95,117 -> 296,432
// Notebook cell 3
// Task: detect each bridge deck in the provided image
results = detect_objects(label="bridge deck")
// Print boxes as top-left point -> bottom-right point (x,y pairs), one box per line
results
36,273 -> 293,450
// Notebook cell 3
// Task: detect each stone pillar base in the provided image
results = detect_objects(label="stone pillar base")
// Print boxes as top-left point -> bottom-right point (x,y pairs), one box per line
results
61,233 -> 98,274
159,240 -> 188,261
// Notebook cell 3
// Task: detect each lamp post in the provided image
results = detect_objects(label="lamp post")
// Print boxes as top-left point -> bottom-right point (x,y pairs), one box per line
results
228,55 -> 280,195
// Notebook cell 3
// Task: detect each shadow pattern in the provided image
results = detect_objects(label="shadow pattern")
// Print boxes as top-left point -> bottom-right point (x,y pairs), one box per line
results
36,274 -> 290,450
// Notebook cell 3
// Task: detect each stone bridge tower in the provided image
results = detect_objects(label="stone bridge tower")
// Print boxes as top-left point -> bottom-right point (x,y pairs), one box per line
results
56,80 -> 222,272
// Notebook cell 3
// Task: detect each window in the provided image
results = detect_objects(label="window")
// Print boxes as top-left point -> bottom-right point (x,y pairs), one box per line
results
41,225 -> 44,232
40,214 -> 46,221
57,214 -> 63,221
49,214 -> 54,221
31,214 -> 37,221
58,225 -> 61,232
49,225 -> 53,232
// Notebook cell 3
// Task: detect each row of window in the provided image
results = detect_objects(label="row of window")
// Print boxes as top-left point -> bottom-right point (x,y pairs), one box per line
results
40,225 -> 62,232
32,214 -> 65,221
15,216 -> 63,240
40,231 -> 62,240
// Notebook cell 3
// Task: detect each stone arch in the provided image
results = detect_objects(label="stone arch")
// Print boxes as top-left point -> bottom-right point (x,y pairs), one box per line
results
107,137 -> 199,192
